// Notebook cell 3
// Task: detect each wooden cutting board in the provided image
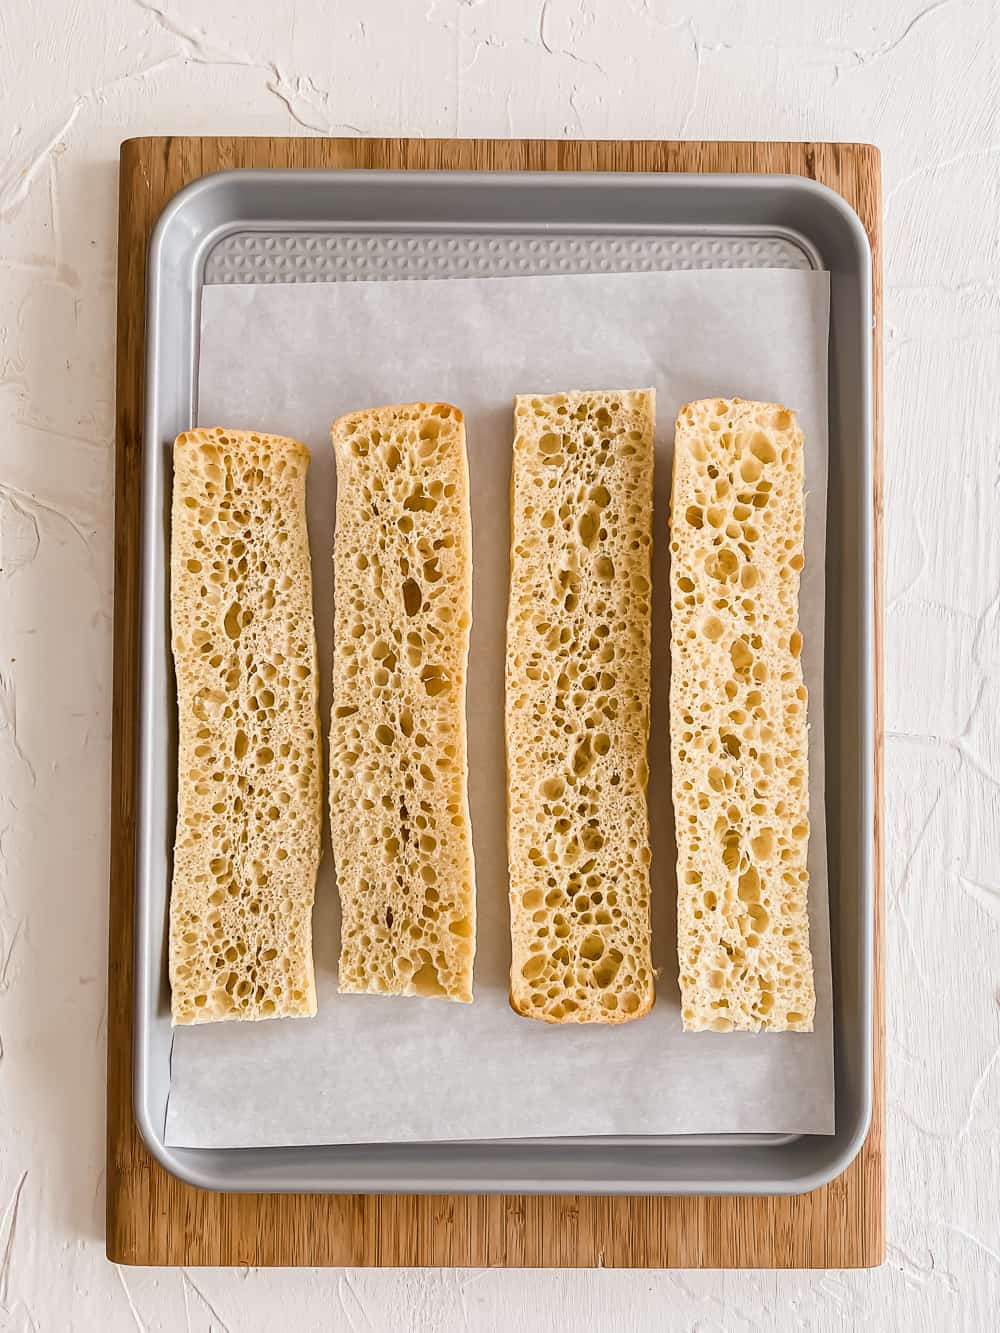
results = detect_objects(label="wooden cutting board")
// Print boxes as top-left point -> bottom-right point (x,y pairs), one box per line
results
108,137 -> 884,1267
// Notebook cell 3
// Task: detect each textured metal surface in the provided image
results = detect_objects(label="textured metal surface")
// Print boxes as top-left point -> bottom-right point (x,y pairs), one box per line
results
205,230 -> 814,284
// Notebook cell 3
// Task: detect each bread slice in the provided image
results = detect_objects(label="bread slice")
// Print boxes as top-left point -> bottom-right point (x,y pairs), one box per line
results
670,398 -> 816,1032
329,403 -> 476,1001
169,427 -> 321,1024
506,390 -> 656,1023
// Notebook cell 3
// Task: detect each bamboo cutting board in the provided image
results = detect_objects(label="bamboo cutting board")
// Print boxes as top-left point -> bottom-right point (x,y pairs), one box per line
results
108,137 -> 883,1267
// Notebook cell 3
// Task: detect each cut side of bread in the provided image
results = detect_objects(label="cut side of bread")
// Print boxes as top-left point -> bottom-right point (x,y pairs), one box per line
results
329,403 -> 476,1002
670,398 -> 816,1032
506,390 -> 656,1024
169,427 -> 321,1025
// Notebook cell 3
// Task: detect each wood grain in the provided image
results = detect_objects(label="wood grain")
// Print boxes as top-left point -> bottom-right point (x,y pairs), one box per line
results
108,137 -> 883,1268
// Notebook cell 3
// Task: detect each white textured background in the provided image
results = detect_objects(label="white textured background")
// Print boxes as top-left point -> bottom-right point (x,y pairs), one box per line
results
0,0 -> 997,1328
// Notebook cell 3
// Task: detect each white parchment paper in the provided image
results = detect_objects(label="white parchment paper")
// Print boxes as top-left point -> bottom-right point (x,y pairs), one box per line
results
166,268 -> 833,1147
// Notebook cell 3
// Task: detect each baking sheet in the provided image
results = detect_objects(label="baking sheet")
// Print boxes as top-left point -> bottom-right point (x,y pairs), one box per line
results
166,267 -> 833,1148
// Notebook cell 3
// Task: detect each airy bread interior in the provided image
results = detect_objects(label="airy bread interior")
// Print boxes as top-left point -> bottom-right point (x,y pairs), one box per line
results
329,402 -> 476,1002
670,398 -> 816,1032
169,426 -> 321,1025
506,390 -> 656,1024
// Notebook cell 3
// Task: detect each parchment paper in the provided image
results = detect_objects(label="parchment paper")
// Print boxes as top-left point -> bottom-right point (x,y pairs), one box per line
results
166,268 -> 833,1147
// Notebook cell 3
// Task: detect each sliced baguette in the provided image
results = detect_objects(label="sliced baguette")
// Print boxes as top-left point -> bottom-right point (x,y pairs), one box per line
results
169,427 -> 321,1024
329,403 -> 476,1002
506,390 -> 656,1023
670,398 -> 816,1032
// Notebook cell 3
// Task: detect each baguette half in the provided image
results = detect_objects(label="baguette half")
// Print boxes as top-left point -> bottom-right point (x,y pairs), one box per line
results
670,398 -> 816,1032
169,427 -> 321,1024
329,403 -> 476,1002
506,390 -> 656,1023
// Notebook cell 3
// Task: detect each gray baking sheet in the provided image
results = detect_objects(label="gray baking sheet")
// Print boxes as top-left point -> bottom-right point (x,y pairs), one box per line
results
165,267 -> 833,1148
